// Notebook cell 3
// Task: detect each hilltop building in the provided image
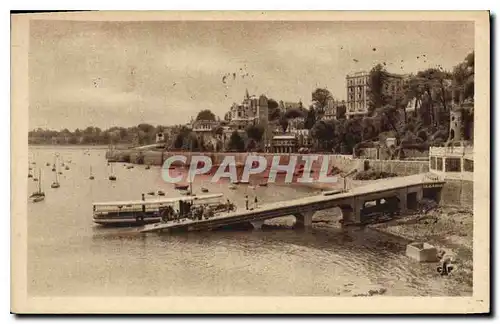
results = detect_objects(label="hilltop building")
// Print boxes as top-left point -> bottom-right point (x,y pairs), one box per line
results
321,98 -> 347,121
346,71 -> 409,119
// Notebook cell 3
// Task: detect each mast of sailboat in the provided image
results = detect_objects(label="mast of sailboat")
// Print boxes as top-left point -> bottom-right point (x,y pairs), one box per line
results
38,169 -> 42,193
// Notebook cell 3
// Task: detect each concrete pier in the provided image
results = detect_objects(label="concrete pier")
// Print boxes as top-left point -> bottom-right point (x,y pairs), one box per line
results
294,211 -> 315,228
141,174 -> 445,234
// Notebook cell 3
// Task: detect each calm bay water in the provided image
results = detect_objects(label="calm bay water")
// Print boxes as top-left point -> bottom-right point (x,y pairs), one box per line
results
28,146 -> 452,296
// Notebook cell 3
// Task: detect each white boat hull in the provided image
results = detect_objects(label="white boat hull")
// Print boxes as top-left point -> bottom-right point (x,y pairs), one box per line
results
93,216 -> 162,227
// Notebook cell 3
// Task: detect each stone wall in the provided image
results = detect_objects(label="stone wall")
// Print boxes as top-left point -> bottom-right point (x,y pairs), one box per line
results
111,150 -> 434,177
364,159 -> 429,176
439,180 -> 474,208
127,151 -> 360,173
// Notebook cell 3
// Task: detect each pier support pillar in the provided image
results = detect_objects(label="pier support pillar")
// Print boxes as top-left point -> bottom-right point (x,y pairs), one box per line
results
294,211 -> 315,228
416,188 -> 424,202
250,220 -> 265,230
398,190 -> 408,213
353,201 -> 363,224
339,205 -> 354,226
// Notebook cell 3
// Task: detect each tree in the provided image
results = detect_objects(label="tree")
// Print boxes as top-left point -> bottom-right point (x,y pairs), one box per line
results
267,98 -> 279,110
342,118 -> 363,154
196,109 -> 216,121
304,106 -> 317,129
190,137 -> 200,151
246,138 -> 257,151
452,51 -> 474,103
137,123 -> 155,134
246,124 -> 264,142
361,117 -> 379,141
376,104 -> 403,140
311,120 -> 335,151
336,104 -> 347,120
227,131 -> 245,152
279,115 -> 289,133
367,63 -> 390,114
284,108 -> 304,119
415,68 -> 452,126
268,98 -> 281,121
269,108 -> 282,121
311,88 -> 333,114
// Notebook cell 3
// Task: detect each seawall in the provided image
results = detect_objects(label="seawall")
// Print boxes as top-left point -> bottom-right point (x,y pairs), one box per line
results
107,149 -> 432,177
363,159 -> 429,176
439,179 -> 474,208
132,151 -> 360,173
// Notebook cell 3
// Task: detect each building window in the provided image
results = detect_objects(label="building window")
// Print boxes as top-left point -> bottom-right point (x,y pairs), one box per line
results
430,157 -> 436,170
436,157 -> 443,171
445,158 -> 461,172
464,159 -> 474,172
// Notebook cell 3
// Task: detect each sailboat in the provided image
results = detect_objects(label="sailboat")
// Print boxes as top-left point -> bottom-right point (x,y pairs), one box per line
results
30,169 -> 45,202
89,166 -> 94,180
28,168 -> 33,178
51,166 -> 60,188
52,154 -> 57,172
108,163 -> 117,181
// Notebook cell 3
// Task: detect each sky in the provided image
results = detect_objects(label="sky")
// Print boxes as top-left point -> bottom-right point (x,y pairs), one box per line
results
28,20 -> 474,131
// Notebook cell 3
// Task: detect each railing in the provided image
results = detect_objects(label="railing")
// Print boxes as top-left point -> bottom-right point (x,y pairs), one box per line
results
430,146 -> 473,156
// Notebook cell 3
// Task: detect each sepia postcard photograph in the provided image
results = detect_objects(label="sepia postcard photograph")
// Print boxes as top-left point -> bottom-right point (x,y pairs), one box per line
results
10,10 -> 490,314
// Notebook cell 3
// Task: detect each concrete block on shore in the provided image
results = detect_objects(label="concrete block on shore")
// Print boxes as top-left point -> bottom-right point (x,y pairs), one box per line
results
406,242 -> 438,262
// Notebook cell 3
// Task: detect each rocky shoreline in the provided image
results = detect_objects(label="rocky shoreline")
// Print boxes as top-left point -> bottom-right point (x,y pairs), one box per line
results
367,205 -> 473,295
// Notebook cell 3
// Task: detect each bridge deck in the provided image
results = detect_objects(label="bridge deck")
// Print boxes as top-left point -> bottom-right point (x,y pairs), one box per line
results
140,174 -> 444,233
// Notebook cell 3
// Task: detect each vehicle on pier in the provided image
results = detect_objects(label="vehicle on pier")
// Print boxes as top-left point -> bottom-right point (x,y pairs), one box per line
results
92,193 -> 228,227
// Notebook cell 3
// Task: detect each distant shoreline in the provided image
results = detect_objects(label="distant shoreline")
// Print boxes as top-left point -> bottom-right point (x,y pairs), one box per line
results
28,144 -> 112,149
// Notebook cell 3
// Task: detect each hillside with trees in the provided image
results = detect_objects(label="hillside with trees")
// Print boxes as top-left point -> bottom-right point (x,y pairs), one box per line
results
29,52 -> 473,157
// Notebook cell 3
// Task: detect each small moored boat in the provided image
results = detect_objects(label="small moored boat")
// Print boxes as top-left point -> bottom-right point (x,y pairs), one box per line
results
30,169 -> 45,202
175,183 -> 189,190
50,168 -> 60,188
32,196 -> 45,203
108,163 -> 117,181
